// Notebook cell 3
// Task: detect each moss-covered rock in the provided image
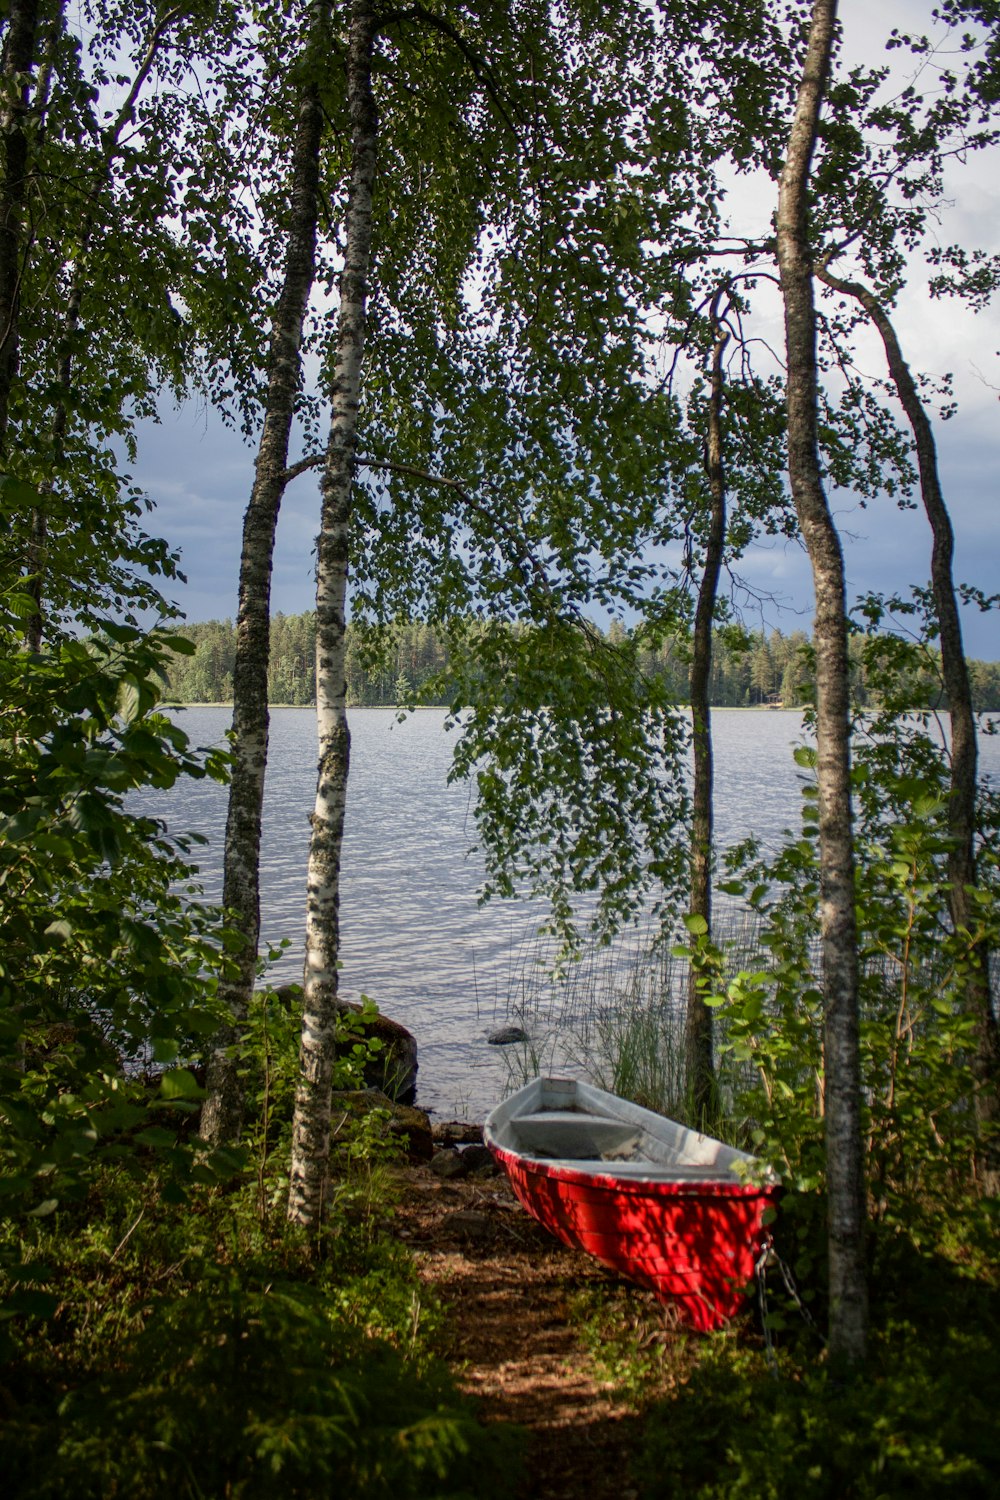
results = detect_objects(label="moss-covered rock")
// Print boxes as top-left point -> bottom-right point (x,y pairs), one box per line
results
331,1089 -> 433,1162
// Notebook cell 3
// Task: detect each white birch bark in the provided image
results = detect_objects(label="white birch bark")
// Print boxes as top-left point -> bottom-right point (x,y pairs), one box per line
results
776,0 -> 869,1365
287,0 -> 377,1229
201,19 -> 327,1147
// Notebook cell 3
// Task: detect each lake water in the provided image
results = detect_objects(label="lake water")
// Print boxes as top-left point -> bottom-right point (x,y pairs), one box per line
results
134,707 -> 1000,1119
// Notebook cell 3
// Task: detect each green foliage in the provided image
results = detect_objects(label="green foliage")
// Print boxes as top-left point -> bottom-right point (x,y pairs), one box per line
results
0,1167 -> 519,1500
1,0 -> 267,632
567,1279 -> 694,1407
0,606 -> 242,1235
237,980 -> 394,1227
447,616 -> 692,950
3,1283 -> 509,1499
159,612 -> 1000,711
708,669 -> 998,1252
634,1321 -> 1000,1500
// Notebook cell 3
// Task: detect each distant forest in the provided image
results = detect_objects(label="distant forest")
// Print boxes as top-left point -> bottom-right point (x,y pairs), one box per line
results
160,613 -> 1000,712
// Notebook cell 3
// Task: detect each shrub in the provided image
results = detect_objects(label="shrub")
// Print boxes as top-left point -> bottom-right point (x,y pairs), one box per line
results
635,1323 -> 999,1500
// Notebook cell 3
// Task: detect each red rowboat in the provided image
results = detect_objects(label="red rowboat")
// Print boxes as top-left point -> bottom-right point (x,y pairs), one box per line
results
484,1076 -> 779,1332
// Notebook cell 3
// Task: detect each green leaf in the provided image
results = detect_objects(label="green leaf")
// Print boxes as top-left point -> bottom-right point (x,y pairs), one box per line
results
116,676 -> 142,723
134,1127 -> 180,1148
27,1199 -> 59,1219
4,591 -> 42,621
159,1067 -> 204,1100
0,475 -> 44,509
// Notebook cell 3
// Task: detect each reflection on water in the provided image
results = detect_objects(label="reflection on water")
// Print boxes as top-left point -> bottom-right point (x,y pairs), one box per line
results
132,707 -> 1000,1119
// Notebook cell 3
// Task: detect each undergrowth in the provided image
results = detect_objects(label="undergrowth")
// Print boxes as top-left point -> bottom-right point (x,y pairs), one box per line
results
0,1122 -> 520,1499
633,1313 -> 1000,1500
567,1211 -> 1000,1500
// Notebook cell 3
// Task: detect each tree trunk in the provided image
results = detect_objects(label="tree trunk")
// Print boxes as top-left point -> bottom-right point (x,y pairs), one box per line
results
200,48 -> 326,1147
685,325 -> 728,1120
19,0 -> 59,649
818,264 -> 1000,1193
287,0 -> 377,1230
0,0 -> 40,453
776,0 -> 868,1366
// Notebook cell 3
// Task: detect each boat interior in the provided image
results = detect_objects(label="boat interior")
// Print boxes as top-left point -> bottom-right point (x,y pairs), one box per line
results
486,1078 -> 755,1180
500,1109 -> 746,1179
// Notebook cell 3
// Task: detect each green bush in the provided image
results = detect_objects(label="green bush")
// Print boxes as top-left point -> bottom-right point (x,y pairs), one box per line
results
0,613 -> 241,1233
1,1278 -> 518,1499
0,1158 -> 520,1500
635,1325 -> 999,1500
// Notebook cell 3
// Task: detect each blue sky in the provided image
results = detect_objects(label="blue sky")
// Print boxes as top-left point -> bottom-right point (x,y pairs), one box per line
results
134,0 -> 1000,662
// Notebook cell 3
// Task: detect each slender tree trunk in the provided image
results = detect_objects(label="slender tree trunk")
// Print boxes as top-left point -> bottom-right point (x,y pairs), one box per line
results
287,0 -> 377,1229
685,325 -> 728,1120
31,0 -> 63,150
0,0 -> 40,453
18,1 -> 59,648
776,0 -> 868,1366
21,0 -> 63,652
818,265 -> 999,1192
25,237 -> 74,652
200,51 -> 326,1147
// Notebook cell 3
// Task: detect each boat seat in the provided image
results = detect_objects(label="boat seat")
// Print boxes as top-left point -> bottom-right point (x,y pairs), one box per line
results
509,1111 -> 641,1161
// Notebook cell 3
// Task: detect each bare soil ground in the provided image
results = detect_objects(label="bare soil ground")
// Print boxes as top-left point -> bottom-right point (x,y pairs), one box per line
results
391,1159 -> 650,1500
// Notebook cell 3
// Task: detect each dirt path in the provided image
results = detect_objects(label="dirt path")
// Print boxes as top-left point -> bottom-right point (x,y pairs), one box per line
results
392,1160 -> 648,1500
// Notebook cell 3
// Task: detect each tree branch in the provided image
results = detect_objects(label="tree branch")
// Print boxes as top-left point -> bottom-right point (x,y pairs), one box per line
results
376,3 -> 518,139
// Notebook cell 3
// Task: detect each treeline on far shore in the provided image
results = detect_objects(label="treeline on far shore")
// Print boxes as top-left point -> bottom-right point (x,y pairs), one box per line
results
159,612 -> 1000,712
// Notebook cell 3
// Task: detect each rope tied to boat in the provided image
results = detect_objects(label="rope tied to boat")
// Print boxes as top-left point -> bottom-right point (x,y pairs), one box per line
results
754,1234 -> 825,1374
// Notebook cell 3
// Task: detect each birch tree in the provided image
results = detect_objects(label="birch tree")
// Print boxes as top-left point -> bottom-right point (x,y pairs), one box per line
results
775,0 -> 868,1366
0,0 -> 40,451
201,4 -> 330,1149
24,2 -> 186,652
684,313 -> 729,1119
1,0 -> 261,637
287,0 -> 377,1229
795,3 -> 1000,1192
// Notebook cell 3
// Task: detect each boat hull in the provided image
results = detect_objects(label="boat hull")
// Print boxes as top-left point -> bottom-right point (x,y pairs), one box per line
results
485,1078 -> 779,1332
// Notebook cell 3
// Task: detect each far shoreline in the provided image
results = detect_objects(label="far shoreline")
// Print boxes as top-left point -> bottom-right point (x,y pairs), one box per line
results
161,701 -> 456,711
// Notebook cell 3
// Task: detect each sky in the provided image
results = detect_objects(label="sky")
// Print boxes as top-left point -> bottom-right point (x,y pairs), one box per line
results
132,0 -> 1000,661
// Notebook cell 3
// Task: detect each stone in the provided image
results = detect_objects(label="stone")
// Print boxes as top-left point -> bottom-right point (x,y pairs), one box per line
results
386,1102 -> 434,1162
430,1148 -> 468,1179
487,1025 -> 529,1046
459,1143 -> 495,1175
440,1210 -> 491,1241
344,1004 -> 419,1105
268,987 -> 419,1106
330,1089 -> 433,1162
432,1121 -> 483,1146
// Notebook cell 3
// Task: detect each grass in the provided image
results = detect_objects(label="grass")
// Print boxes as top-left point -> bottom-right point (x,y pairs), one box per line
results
493,908 -> 765,1124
